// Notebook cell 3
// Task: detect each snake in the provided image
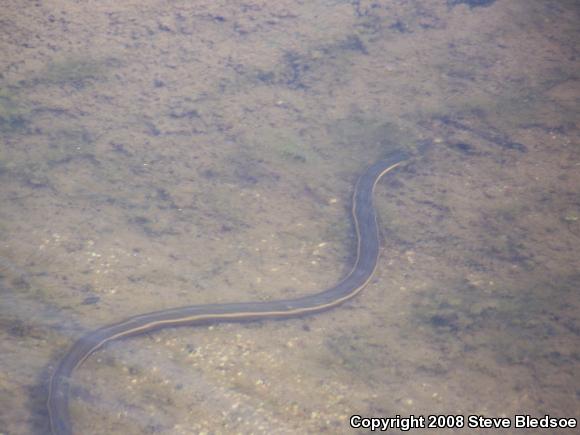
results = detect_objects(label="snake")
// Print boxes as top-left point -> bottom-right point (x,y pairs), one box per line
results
47,150 -> 409,434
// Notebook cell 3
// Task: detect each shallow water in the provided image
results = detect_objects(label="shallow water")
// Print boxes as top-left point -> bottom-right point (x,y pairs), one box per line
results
1,1 -> 579,434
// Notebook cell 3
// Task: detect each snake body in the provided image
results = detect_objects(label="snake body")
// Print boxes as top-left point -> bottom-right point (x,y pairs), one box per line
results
48,150 -> 409,434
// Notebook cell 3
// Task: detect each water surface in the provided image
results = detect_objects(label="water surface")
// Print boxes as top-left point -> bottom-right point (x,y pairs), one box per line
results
1,1 -> 578,433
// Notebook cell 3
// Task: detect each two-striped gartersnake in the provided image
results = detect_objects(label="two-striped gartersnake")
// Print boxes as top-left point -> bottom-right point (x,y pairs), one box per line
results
48,150 -> 409,434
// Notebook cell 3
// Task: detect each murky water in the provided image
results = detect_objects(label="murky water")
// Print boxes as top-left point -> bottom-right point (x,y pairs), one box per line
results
1,1 -> 578,434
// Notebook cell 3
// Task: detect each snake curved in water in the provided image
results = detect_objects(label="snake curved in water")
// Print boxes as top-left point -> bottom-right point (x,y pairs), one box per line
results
47,150 -> 409,434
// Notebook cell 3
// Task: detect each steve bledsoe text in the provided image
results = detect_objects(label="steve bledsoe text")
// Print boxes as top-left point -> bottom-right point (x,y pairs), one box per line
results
349,414 -> 577,431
